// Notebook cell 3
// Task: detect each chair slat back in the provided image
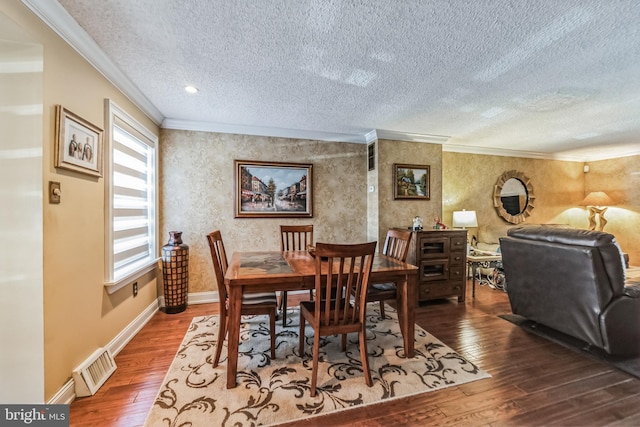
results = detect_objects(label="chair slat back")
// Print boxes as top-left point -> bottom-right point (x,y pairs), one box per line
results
382,228 -> 412,262
280,224 -> 314,251
314,242 -> 377,328
206,230 -> 229,301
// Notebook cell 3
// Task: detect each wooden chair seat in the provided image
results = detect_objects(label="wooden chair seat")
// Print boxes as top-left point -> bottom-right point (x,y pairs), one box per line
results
367,283 -> 397,308
279,224 -> 314,327
364,229 -> 412,318
241,293 -> 278,305
370,282 -> 396,292
207,230 -> 277,368
299,241 -> 377,397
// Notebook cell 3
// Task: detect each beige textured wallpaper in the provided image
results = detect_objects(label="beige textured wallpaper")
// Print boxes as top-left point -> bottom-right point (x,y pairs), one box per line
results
443,153 -> 584,229
160,130 -> 369,293
374,139 -> 443,243
443,152 -> 639,264
160,129 -> 640,298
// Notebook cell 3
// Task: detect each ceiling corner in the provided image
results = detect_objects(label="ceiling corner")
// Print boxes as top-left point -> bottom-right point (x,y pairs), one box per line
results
21,0 -> 164,125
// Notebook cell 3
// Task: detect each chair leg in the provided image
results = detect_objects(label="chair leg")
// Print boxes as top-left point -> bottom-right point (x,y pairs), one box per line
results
341,333 -> 347,352
298,311 -> 305,356
213,314 -> 227,368
379,300 -> 386,318
269,309 -> 276,359
311,333 -> 320,397
281,290 -> 288,327
359,328 -> 373,387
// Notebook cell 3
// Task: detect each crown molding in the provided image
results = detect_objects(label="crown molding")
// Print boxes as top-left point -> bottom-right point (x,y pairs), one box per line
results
21,0 -> 164,125
444,142 -> 640,162
364,129 -> 378,143
572,147 -> 640,162
164,120 -> 640,162
442,143 -> 573,160
162,119 -> 370,144
375,130 -> 584,161
376,129 -> 450,144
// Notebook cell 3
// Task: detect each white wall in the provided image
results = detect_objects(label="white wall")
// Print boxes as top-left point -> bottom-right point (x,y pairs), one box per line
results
0,12 -> 44,403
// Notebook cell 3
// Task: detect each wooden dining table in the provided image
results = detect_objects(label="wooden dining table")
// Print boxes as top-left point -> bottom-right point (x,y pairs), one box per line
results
223,249 -> 419,389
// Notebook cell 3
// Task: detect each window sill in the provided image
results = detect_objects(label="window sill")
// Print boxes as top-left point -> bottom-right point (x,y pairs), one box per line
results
104,258 -> 160,295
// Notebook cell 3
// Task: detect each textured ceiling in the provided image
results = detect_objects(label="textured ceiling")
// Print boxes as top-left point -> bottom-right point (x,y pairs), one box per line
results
32,0 -> 640,160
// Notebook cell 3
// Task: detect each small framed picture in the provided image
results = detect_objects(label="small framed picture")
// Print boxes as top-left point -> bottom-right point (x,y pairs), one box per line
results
54,105 -> 103,177
235,160 -> 313,218
393,163 -> 430,200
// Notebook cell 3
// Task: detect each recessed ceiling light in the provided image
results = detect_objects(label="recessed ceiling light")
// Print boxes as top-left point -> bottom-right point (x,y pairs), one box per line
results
185,85 -> 198,94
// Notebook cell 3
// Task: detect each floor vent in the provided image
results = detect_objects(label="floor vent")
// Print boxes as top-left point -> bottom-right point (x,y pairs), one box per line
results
72,347 -> 117,397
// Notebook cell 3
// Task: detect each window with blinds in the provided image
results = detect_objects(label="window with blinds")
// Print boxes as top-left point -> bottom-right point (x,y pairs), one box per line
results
104,100 -> 158,293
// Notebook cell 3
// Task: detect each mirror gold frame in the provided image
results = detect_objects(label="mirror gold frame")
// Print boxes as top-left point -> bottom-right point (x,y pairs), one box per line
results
493,170 -> 535,224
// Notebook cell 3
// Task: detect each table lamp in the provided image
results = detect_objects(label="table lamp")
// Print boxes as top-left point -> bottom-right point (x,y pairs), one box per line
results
453,210 -> 478,255
580,191 -> 615,231
452,210 -> 478,229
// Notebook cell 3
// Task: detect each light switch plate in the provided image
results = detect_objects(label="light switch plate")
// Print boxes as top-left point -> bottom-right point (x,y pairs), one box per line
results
49,181 -> 61,204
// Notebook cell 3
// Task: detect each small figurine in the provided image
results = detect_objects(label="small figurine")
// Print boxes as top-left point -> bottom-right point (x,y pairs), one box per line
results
433,216 -> 447,229
412,216 -> 423,230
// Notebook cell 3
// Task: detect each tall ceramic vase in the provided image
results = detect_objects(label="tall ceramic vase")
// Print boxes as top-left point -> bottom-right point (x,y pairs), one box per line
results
162,231 -> 189,314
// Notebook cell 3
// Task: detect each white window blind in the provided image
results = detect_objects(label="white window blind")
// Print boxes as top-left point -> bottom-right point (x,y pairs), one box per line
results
104,100 -> 158,293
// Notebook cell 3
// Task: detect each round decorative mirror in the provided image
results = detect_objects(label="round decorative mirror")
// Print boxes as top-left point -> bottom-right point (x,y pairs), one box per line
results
493,170 -> 535,224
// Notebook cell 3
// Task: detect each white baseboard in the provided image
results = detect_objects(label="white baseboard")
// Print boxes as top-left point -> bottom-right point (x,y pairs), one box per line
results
48,292 -> 219,404
47,379 -> 75,405
187,291 -> 219,305
108,300 -> 160,356
158,290 -> 219,307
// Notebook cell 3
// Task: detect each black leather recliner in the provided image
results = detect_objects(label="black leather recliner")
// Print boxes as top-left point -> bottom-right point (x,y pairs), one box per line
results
500,225 -> 640,356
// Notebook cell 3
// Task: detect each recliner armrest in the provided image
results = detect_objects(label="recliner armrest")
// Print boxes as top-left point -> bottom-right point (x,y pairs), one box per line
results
600,293 -> 640,355
623,283 -> 640,298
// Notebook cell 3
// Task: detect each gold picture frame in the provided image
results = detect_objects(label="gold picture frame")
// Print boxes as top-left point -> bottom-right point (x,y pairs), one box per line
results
234,160 -> 313,218
393,163 -> 430,200
54,105 -> 103,177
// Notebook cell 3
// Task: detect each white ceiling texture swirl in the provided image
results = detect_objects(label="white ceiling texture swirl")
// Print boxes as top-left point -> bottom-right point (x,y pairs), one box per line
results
25,0 -> 640,161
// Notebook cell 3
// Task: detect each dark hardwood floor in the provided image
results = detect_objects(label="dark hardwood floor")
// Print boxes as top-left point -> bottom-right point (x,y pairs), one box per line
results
69,282 -> 640,426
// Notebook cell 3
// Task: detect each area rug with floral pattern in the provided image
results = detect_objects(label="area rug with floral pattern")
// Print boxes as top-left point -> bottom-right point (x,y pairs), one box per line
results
143,304 -> 490,427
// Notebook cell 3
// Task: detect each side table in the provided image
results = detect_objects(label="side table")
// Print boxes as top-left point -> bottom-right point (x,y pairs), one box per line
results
467,250 -> 502,297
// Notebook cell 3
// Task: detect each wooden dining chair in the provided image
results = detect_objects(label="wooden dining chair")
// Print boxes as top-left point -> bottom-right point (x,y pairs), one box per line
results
206,230 -> 277,367
366,228 -> 412,318
279,224 -> 314,327
299,241 -> 377,397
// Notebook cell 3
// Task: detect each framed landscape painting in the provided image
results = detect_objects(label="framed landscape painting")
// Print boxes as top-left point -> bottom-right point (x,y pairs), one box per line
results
393,163 -> 430,200
234,160 -> 313,218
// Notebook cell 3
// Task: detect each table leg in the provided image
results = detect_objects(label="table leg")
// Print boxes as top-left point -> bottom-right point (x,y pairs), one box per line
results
395,273 -> 416,358
472,264 -> 478,298
226,286 -> 243,389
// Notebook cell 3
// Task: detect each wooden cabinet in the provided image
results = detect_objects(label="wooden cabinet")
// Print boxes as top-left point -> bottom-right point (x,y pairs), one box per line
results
398,229 -> 467,303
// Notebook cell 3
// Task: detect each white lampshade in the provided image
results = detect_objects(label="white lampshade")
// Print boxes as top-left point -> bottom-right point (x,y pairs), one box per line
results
452,210 -> 478,229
